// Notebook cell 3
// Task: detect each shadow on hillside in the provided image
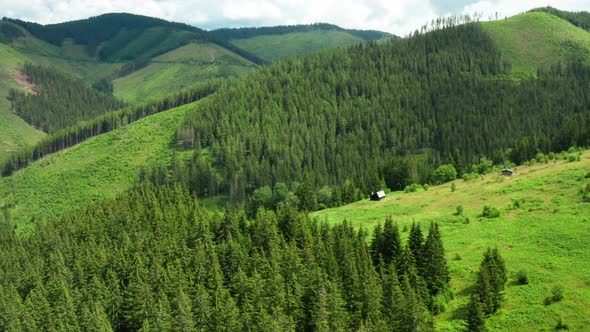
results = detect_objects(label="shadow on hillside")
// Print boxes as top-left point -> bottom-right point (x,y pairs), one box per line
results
449,285 -> 476,321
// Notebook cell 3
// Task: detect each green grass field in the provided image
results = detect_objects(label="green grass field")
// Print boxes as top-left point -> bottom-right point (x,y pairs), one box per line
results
230,30 -> 365,62
313,151 -> 590,331
484,12 -> 590,78
0,43 -> 45,162
113,42 -> 256,103
0,100 -> 202,232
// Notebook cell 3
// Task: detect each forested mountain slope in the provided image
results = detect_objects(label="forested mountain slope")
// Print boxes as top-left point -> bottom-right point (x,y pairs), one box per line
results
170,21 -> 590,204
0,43 -> 44,161
313,150 -> 590,331
213,23 -> 394,62
8,63 -> 125,132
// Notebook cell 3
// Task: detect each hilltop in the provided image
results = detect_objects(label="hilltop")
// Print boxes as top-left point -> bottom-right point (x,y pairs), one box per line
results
213,23 -> 394,62
313,151 -> 590,331
483,11 -> 590,78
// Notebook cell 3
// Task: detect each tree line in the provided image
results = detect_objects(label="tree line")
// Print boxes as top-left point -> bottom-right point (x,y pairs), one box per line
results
0,184 -> 451,331
1,79 -> 221,176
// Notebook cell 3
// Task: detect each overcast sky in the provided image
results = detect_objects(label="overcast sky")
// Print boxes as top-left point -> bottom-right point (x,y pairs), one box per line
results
1,0 -> 589,35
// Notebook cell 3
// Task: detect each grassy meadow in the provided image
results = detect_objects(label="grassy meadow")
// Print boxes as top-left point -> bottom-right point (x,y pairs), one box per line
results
484,12 -> 590,78
313,151 -> 590,331
230,30 -> 365,62
0,100 -> 201,232
113,42 -> 256,103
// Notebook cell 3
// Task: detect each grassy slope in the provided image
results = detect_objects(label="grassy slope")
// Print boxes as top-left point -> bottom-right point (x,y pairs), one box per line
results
484,12 -> 590,78
10,34 -> 123,84
113,42 -> 256,103
230,30 -> 365,62
313,151 -> 590,331
0,100 -> 200,231
0,43 -> 44,160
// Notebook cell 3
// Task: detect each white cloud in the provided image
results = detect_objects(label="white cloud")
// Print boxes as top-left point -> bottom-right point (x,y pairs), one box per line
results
0,0 -> 588,36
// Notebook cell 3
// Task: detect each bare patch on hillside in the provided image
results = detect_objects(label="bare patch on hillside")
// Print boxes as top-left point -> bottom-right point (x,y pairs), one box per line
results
10,69 -> 37,95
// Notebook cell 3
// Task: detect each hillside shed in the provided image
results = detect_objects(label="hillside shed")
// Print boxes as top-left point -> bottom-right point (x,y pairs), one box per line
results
501,168 -> 515,176
371,190 -> 386,201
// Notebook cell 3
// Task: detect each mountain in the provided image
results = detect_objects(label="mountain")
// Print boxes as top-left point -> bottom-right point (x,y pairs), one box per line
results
170,19 -> 590,204
0,14 -> 394,159
213,23 -> 395,62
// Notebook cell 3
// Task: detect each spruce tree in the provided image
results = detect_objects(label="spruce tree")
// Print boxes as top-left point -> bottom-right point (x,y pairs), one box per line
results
420,223 -> 450,296
477,248 -> 507,314
382,218 -> 401,265
408,222 -> 424,264
370,223 -> 384,269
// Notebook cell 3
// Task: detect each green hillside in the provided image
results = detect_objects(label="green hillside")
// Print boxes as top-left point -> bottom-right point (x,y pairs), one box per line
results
483,11 -> 590,78
0,100 -> 200,231
313,151 -> 590,331
0,43 -> 44,161
4,21 -> 123,83
230,30 -> 366,62
113,42 -> 256,103
214,23 -> 393,62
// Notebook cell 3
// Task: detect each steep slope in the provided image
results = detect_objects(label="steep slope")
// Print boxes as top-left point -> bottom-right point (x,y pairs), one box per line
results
483,11 -> 590,78
0,43 -> 44,160
313,151 -> 590,331
0,100 -> 200,231
113,42 -> 256,103
213,23 -> 394,62
171,21 -> 590,205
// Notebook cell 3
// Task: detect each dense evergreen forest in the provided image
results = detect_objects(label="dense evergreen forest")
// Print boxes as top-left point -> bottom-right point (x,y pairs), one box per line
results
2,14 -> 264,64
0,80 -> 220,176
212,23 -> 392,41
159,22 -> 590,204
0,20 -> 24,43
0,185 -> 451,331
8,63 -> 125,132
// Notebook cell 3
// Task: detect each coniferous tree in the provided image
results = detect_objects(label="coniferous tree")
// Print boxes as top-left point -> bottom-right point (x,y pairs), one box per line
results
475,248 -> 507,315
381,218 -> 401,265
420,223 -> 450,296
408,223 -> 424,267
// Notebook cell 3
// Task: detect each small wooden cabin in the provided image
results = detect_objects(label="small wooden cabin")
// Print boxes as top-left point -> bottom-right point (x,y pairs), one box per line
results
501,168 -> 515,176
371,190 -> 386,201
